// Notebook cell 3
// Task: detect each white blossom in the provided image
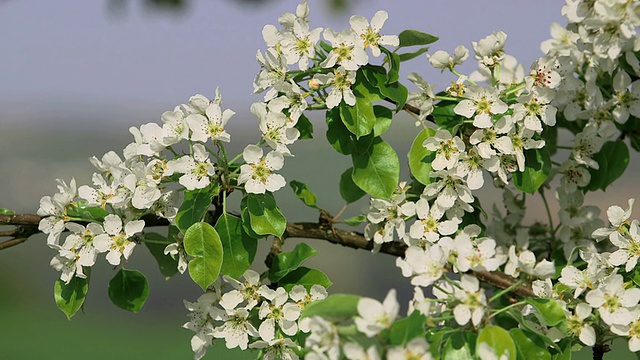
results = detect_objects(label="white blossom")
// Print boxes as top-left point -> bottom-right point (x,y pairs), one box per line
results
93,214 -> 144,266
586,273 -> 640,325
354,289 -> 399,337
349,10 -> 399,57
454,86 -> 508,129
428,45 -> 469,71
238,145 -> 286,194
321,28 -> 368,70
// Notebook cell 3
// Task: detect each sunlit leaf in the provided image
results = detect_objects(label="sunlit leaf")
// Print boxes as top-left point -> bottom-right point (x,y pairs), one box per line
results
183,222 -> 223,291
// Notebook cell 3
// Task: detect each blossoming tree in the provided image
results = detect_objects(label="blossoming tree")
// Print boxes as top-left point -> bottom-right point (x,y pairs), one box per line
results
3,0 -> 640,359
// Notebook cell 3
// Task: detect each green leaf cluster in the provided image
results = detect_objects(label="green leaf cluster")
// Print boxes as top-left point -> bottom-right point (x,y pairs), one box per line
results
268,243 -> 331,291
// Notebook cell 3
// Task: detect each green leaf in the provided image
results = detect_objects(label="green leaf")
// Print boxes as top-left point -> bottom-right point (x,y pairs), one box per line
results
295,113 -> 313,139
143,232 -> 178,279
0,208 -> 15,214
301,294 -> 360,321
510,328 -> 551,360
183,222 -> 223,291
383,82 -> 409,111
586,140 -> 629,191
318,40 -> 333,54
107,269 -> 149,313
550,338 -> 572,360
513,148 -> 551,194
380,46 -> 400,84
326,107 -> 356,155
54,275 -> 89,319
398,30 -> 439,47
344,214 -> 366,226
399,47 -> 430,62
408,128 -> 436,186
352,137 -> 399,199
373,105 -> 393,137
389,311 -> 426,346
278,267 -> 332,292
339,91 -> 376,138
175,184 -> 217,234
476,325 -> 517,360
215,214 -> 257,280
426,328 -> 451,360
432,100 -> 460,129
66,201 -> 109,221
290,180 -> 319,209
360,65 -> 408,111
240,196 -> 262,239
354,70 -> 383,103
339,167 -> 366,204
268,242 -> 318,282
525,298 -> 566,326
246,193 -> 287,238
443,332 -> 477,360
544,125 -> 558,156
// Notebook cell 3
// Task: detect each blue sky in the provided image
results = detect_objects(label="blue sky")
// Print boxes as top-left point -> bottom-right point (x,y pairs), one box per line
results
0,0 -> 565,126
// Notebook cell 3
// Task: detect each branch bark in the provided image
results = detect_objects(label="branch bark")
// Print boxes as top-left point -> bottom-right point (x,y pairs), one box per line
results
0,213 -> 534,298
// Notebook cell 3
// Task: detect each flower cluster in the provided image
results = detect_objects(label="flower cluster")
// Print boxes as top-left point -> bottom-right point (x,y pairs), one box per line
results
182,270 -> 328,360
39,90 -> 247,283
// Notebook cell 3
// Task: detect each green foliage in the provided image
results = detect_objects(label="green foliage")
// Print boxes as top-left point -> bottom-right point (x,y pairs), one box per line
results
343,214 -> 366,226
373,105 -> 393,136
326,107 -> 356,155
215,214 -> 257,280
277,267 -> 332,291
397,30 -> 439,47
351,137 -> 400,199
360,65 -> 408,111
476,325 -> 517,360
398,47 -> 430,62
339,167 -> 366,203
525,298 -> 566,326
442,332 -> 477,360
0,208 -> 15,214
54,275 -> 89,319
244,193 -> 287,238
143,232 -> 178,279
339,91 -> 376,138
510,328 -> 551,360
183,222 -> 223,291
586,140 -> 629,191
268,242 -> 318,282
388,311 -> 426,346
295,113 -> 314,139
290,180 -> 320,209
513,148 -> 551,194
431,99 -> 461,132
66,201 -> 109,221
107,269 -> 149,313
301,294 -> 360,321
408,128 -> 436,185
175,183 -> 217,234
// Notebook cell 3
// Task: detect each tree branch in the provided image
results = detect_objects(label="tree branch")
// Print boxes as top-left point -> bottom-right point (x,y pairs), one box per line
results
0,213 -> 534,298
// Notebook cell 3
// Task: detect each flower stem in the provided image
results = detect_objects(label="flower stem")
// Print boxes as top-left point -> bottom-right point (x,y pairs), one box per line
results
489,279 -> 527,303
488,300 -> 526,319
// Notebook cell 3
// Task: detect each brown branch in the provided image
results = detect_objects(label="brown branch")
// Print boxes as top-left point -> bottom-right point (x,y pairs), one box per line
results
0,237 -> 28,251
0,213 -> 42,225
1,213 -> 534,298
285,222 -> 534,298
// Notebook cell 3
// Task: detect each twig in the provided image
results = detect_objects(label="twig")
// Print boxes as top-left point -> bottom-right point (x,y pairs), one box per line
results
0,237 -> 28,251
0,213 -> 535,298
